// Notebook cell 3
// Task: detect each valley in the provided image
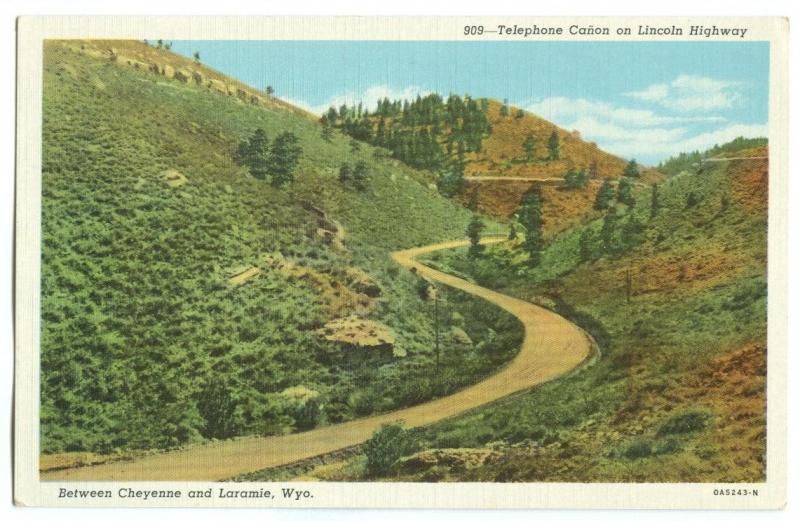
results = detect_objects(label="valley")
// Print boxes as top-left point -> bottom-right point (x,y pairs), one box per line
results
38,38 -> 768,484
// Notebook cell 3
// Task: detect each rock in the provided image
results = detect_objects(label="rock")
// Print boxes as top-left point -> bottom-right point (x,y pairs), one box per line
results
174,69 -> 191,83
343,268 -> 382,298
317,316 -> 395,349
449,327 -> 472,347
228,266 -> 261,287
396,449 -> 498,473
280,385 -> 319,401
208,79 -> 227,93
162,64 -> 175,79
161,169 -> 187,188
192,70 -> 204,85
236,88 -> 248,100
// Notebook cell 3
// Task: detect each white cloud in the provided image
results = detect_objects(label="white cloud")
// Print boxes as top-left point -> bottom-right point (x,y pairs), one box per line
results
604,123 -> 767,159
525,97 -> 724,128
625,74 -> 741,112
282,84 -> 432,116
286,83 -> 764,164
524,94 -> 764,162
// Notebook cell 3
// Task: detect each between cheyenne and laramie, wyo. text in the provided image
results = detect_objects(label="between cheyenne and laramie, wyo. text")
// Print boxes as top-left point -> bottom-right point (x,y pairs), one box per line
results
58,487 -> 313,501
493,24 -> 749,38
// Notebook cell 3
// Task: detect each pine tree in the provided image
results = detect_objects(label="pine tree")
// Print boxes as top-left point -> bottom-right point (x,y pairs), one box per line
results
578,228 -> 596,262
352,160 -> 369,191
338,163 -> 351,183
515,108 -> 525,120
327,106 -> 339,126
518,189 -> 544,266
320,122 -> 334,143
617,177 -> 635,206
269,132 -> 302,187
650,183 -> 660,219
599,206 -> 619,254
349,139 -> 361,155
565,169 -> 589,189
523,134 -> 536,162
235,128 -> 270,180
594,178 -> 615,210
466,214 -> 486,258
547,130 -> 560,160
623,158 -> 640,178
622,213 -> 645,249
500,98 -> 510,118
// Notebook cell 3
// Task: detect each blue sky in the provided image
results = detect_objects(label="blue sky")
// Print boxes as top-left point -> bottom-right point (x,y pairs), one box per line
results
171,41 -> 769,164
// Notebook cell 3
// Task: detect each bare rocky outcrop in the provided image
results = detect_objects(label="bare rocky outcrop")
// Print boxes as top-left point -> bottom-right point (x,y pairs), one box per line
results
208,79 -> 227,93
174,69 -> 191,83
228,266 -> 261,287
396,448 -> 499,474
161,169 -> 187,187
304,204 -> 347,252
342,268 -> 382,298
317,316 -> 402,359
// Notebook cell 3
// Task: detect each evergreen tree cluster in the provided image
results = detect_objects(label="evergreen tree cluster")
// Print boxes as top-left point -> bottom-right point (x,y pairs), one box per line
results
564,169 -> 589,189
517,189 -> 545,266
338,160 -> 370,191
656,136 -> 766,176
235,129 -> 302,187
324,93 -> 492,189
578,207 -> 645,262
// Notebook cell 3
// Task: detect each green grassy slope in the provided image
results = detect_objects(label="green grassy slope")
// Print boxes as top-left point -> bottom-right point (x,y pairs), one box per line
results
285,141 -> 768,483
40,40 -> 515,455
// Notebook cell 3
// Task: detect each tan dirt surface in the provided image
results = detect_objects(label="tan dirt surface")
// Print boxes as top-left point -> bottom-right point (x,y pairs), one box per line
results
41,237 -> 592,481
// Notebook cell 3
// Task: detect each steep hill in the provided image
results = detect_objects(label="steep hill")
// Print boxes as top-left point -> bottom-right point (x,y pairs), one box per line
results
254,141 -> 768,483
331,94 -> 660,236
465,100 -> 625,179
40,39 -> 520,457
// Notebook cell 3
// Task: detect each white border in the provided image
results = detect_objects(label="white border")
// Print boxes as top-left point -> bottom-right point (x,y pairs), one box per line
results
12,14 -> 789,511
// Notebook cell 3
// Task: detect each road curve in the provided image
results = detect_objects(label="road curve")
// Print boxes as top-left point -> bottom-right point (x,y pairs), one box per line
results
42,237 -> 593,481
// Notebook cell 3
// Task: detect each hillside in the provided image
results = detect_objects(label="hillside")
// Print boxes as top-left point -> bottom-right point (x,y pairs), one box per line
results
40,39 -> 521,458
464,101 -> 661,237
331,94 -> 660,236
465,101 -> 626,179
248,141 -> 768,483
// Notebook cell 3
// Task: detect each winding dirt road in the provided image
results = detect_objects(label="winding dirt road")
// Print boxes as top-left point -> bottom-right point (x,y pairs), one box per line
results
42,237 -> 592,481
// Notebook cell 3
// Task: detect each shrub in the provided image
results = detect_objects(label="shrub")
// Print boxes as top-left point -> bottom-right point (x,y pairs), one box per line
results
623,437 -> 652,459
364,423 -> 418,476
657,409 -> 712,436
291,397 -> 322,431
348,388 -> 379,416
197,379 -> 237,440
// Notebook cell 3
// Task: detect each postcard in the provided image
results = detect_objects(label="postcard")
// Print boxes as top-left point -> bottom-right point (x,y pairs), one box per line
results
14,15 -> 788,508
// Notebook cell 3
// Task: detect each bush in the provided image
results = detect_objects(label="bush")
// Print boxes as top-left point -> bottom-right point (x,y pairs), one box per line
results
290,397 -> 322,431
434,425 -> 493,448
364,423 -> 418,476
623,437 -> 652,459
348,389 -> 379,416
658,409 -> 712,436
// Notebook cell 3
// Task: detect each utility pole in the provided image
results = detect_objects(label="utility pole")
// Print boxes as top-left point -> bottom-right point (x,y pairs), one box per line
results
625,263 -> 632,304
